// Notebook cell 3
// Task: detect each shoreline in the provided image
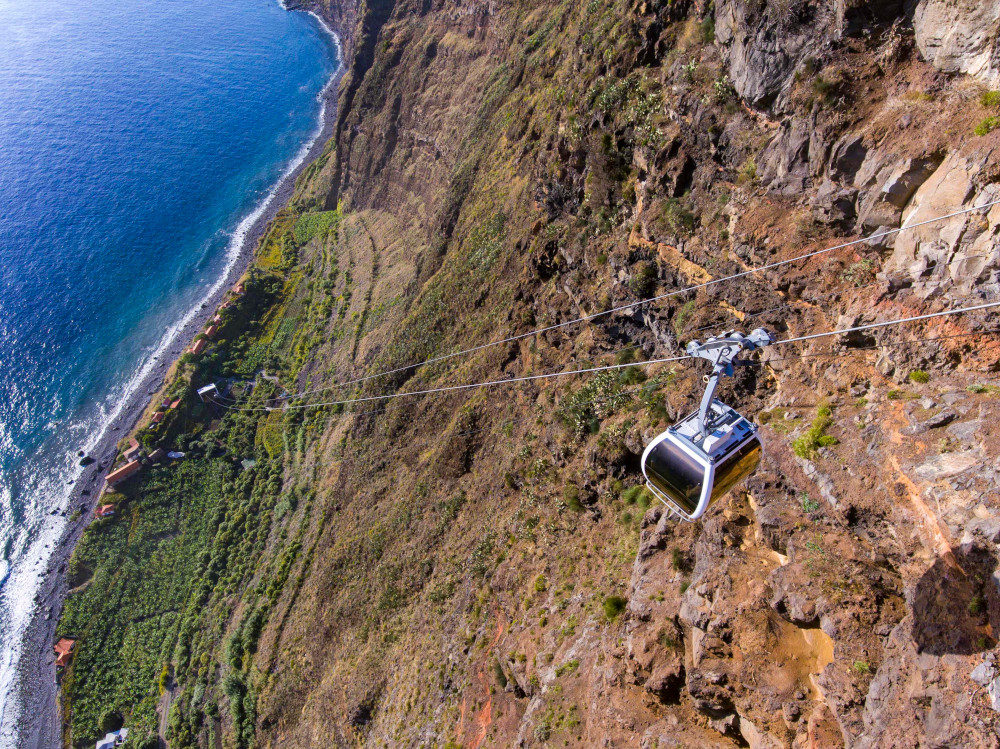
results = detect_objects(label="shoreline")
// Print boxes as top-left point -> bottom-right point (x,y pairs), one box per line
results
9,15 -> 344,748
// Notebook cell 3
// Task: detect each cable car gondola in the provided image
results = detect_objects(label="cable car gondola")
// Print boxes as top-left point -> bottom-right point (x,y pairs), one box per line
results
642,329 -> 772,521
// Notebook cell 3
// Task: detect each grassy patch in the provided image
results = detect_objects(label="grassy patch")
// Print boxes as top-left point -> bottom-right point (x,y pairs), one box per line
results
974,116 -> 1000,136
792,402 -> 838,459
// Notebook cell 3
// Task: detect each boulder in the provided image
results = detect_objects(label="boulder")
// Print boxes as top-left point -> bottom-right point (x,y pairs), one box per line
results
913,0 -> 1000,88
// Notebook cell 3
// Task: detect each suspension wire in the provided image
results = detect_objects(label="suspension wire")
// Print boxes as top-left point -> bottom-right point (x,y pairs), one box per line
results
214,247 -> 995,408
687,248 -> 1000,335
214,354 -> 692,412
755,328 -> 1000,365
256,199 -> 1000,404
771,300 -> 999,347
288,328 -> 1000,446
211,300 -> 1000,413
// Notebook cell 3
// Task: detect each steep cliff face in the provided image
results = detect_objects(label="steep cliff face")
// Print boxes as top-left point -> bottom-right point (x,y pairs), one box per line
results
58,0 -> 1000,747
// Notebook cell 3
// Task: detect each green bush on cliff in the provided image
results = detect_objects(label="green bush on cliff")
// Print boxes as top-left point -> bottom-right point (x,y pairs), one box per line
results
974,116 -> 1000,136
792,402 -> 838,459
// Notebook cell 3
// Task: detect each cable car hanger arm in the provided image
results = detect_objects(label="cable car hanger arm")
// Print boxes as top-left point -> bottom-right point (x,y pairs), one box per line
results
685,328 -> 773,437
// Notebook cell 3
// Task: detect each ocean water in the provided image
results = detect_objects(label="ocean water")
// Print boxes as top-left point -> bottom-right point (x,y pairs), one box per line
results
0,0 -> 338,733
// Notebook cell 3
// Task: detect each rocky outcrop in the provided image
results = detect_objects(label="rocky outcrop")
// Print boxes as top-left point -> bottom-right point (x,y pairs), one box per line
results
714,0 -> 838,110
913,0 -> 1000,88
882,153 -> 1000,302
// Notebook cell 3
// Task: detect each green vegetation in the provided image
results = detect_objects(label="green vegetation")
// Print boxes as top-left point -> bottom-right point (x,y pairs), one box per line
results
602,595 -> 627,621
908,369 -> 930,384
629,260 -> 657,297
841,258 -> 877,287
622,484 -> 652,510
673,299 -> 696,337
852,660 -> 872,675
792,402 -> 838,458
967,383 -> 1000,395
981,90 -> 1000,108
737,157 -> 758,185
974,116 -> 1000,136
563,484 -> 584,511
555,658 -> 580,677
800,493 -> 820,514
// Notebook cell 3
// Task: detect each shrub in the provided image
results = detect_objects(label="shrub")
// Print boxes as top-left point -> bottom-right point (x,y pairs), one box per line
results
563,484 -> 584,512
661,198 -> 696,234
737,157 -> 758,185
792,402 -> 838,458
800,493 -> 820,513
981,90 -> 1000,108
974,116 -> 1000,136
602,595 -> 628,620
700,17 -> 715,43
673,299 -> 696,337
908,370 -> 930,384
630,261 -> 657,297
100,709 -> 124,733
534,574 -> 548,593
555,658 -> 580,677
492,660 -> 508,688
969,593 -> 986,616
852,660 -> 872,675
841,258 -> 877,287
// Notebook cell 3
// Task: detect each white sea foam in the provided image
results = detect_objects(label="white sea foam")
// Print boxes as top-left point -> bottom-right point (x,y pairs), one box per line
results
0,10 -> 341,743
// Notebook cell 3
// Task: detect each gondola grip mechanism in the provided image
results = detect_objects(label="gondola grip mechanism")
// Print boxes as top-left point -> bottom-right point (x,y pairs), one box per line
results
684,328 -> 772,438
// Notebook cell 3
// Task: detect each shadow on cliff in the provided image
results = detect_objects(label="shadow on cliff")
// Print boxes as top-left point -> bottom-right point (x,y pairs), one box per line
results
911,543 -> 999,656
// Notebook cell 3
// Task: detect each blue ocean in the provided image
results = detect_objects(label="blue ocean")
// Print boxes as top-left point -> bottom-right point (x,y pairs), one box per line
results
0,0 -> 338,733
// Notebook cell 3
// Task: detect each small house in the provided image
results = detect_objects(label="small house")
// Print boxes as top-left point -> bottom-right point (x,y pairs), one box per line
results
54,638 -> 74,667
123,444 -> 142,462
169,398 -> 182,410
204,325 -> 218,339
189,339 -> 206,356
95,727 -> 128,749
233,282 -> 245,296
105,460 -> 140,486
94,505 -> 115,518
197,383 -> 219,402
151,412 -> 164,424
160,399 -> 170,410
148,448 -> 166,463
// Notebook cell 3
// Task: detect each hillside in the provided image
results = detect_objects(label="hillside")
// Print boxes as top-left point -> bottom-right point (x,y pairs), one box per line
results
55,0 -> 1000,746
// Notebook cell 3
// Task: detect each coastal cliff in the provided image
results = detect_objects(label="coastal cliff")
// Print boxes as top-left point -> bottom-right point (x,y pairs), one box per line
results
53,0 -> 1000,746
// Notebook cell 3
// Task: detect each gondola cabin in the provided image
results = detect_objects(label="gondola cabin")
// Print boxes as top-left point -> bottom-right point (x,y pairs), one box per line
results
642,400 -> 761,521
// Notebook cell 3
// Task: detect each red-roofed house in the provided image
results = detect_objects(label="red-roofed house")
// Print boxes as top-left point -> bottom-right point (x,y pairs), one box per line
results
160,399 -> 171,410
233,282 -> 245,295
105,459 -> 140,486
151,412 -> 164,424
169,399 -> 182,410
54,638 -> 75,667
204,325 -> 218,339
189,339 -> 206,356
95,504 -> 115,518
